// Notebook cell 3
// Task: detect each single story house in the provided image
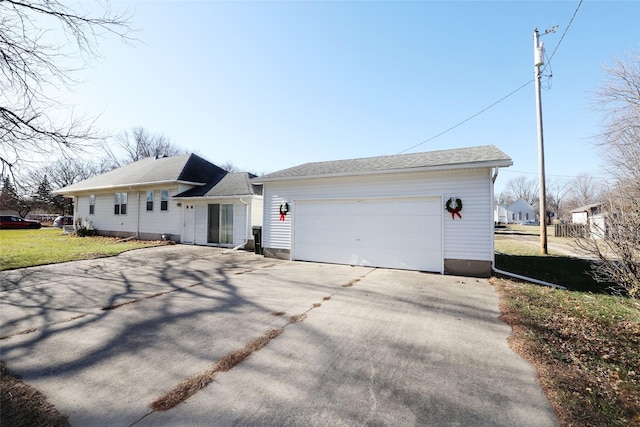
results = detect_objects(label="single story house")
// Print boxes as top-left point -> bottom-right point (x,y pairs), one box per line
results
571,202 -> 603,225
54,153 -> 262,247
251,145 -> 512,277
494,198 -> 536,224
571,202 -> 607,239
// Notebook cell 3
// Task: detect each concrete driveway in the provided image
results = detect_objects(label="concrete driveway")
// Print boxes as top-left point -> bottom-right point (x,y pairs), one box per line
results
0,246 -> 558,426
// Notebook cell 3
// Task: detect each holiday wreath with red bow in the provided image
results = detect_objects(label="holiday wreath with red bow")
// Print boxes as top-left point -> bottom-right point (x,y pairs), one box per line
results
446,197 -> 462,219
279,202 -> 289,221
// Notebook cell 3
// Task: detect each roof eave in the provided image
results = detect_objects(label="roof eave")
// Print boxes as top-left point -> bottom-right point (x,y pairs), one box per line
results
252,159 -> 513,183
53,179 -> 207,195
172,194 -> 256,200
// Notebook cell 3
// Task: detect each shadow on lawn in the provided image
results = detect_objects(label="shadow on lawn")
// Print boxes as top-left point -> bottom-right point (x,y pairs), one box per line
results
494,253 -> 620,295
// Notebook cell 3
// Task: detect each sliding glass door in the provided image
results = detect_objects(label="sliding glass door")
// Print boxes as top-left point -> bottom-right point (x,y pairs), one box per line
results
208,204 -> 233,245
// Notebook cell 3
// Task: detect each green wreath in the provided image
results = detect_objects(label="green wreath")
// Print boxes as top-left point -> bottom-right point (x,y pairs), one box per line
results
279,202 -> 289,221
446,198 -> 462,219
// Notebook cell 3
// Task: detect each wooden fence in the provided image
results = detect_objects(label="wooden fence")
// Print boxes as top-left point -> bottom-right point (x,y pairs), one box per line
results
554,223 -> 587,238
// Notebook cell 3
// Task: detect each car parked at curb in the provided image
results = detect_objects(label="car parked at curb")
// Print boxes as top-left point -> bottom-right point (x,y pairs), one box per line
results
0,215 -> 42,229
53,216 -> 74,228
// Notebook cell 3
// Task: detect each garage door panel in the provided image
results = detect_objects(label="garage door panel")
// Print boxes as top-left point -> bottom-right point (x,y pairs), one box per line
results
293,198 -> 442,272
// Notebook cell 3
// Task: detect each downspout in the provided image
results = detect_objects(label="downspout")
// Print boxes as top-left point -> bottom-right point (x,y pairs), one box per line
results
492,167 -> 499,184
222,197 -> 250,254
136,191 -> 140,239
73,196 -> 78,231
116,191 -> 140,243
492,264 -> 567,290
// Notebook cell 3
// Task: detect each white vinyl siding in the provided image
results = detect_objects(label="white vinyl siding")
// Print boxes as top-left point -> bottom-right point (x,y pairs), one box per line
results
262,168 -> 494,263
73,187 -> 183,237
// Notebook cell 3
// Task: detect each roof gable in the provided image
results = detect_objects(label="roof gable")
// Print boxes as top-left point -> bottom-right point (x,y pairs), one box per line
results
55,154 -> 227,194
253,145 -> 512,182
174,172 -> 259,198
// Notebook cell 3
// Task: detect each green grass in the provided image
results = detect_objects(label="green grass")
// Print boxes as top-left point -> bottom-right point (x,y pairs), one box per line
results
0,228 -> 164,271
495,227 -> 617,294
495,224 -> 640,425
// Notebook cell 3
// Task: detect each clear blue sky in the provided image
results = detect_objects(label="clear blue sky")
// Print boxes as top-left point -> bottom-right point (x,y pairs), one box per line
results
61,1 -> 639,194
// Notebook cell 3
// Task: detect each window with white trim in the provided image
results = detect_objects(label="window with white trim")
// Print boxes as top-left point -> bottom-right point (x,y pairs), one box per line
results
146,191 -> 154,211
161,190 -> 169,211
114,192 -> 127,215
89,194 -> 95,215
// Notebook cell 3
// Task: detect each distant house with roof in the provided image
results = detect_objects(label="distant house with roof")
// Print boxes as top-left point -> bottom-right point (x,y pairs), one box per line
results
571,202 -> 604,224
494,198 -> 536,224
54,154 -> 262,247
571,202 -> 607,239
252,145 -> 512,277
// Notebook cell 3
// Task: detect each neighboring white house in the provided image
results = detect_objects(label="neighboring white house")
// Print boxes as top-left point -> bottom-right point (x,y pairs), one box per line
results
571,202 -> 607,239
571,202 -> 603,224
494,201 -> 509,224
494,198 -> 536,224
54,154 -> 262,247
252,145 -> 513,277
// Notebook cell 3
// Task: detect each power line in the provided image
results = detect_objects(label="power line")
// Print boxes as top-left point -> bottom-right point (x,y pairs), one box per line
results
397,79 -> 533,154
501,169 -> 610,180
541,0 -> 584,74
397,0 -> 584,156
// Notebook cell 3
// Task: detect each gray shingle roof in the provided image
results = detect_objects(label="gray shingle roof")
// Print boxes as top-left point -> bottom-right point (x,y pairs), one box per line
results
253,145 -> 512,182
55,154 -> 227,194
174,172 -> 260,198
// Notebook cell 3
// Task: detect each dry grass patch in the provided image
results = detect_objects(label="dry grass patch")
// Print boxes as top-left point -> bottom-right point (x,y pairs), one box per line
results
494,278 -> 640,426
1,362 -> 69,427
151,329 -> 283,411
342,278 -> 360,288
289,313 -> 307,324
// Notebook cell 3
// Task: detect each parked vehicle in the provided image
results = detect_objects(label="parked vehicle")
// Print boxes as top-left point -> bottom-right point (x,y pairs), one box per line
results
53,216 -> 74,228
0,215 -> 42,229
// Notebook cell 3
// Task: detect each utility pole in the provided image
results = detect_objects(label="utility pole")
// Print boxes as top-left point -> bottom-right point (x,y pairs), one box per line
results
533,26 -> 555,255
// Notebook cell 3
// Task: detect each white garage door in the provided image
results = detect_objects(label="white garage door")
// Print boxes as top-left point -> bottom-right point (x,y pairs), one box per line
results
293,197 -> 442,272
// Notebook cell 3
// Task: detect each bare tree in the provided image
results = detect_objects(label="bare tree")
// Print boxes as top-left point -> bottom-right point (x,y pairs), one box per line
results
567,172 -> 603,208
504,175 -> 538,205
26,158 -> 108,191
0,0 -> 132,176
219,161 -> 240,173
104,127 -> 186,167
546,177 -> 572,221
575,50 -> 640,298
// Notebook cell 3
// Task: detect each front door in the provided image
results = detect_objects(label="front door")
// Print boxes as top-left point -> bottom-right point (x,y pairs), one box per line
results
183,204 -> 195,244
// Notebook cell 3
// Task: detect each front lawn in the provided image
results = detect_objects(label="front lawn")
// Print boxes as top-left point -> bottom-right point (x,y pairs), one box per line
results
495,226 -> 640,426
495,279 -> 640,426
0,228 -> 165,271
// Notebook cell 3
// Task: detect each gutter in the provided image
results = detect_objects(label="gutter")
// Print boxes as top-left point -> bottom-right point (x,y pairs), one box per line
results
492,265 -> 567,290
252,161 -> 514,184
53,179 -> 208,195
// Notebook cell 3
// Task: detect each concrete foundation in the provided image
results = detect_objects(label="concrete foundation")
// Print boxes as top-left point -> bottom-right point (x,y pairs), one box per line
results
263,247 -> 291,260
444,259 -> 492,278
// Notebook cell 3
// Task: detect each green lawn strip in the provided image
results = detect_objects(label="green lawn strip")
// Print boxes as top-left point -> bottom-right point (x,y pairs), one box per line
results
495,236 -> 618,294
0,228 -> 164,271
495,280 -> 640,427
